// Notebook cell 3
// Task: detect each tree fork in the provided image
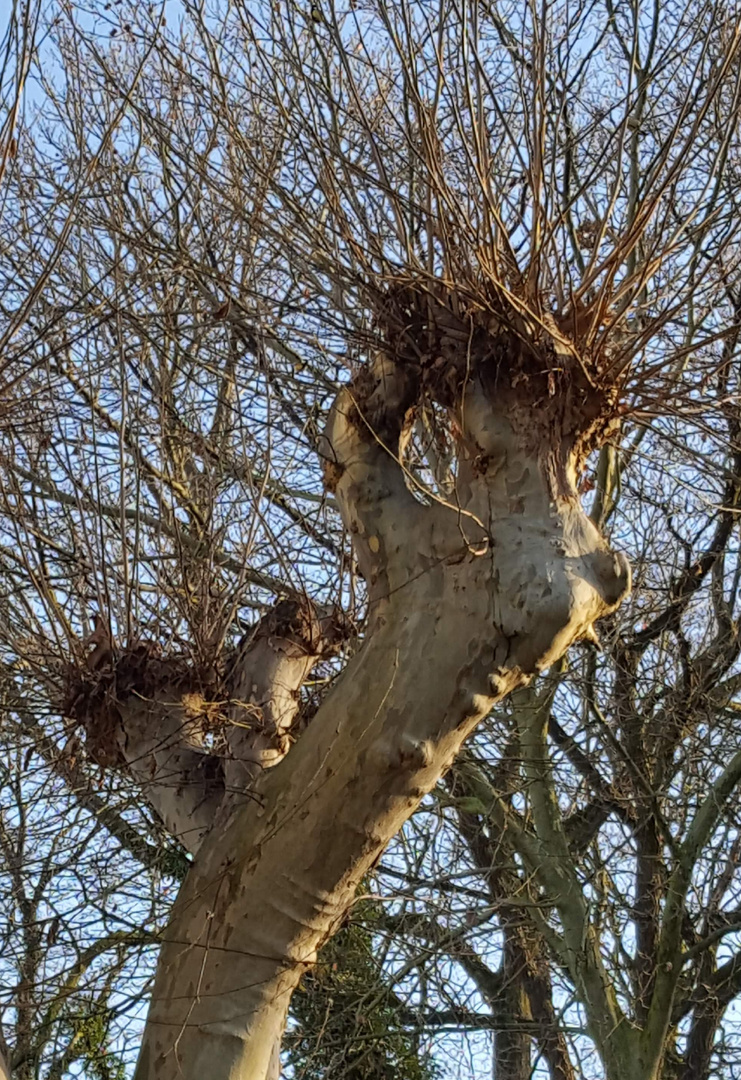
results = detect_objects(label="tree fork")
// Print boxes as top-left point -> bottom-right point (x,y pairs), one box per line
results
128,319 -> 631,1079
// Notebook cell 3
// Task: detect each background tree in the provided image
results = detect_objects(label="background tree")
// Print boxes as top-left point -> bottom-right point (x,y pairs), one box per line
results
2,0 -> 741,1078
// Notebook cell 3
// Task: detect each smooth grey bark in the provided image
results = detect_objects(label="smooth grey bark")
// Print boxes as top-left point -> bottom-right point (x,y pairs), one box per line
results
127,334 -> 631,1080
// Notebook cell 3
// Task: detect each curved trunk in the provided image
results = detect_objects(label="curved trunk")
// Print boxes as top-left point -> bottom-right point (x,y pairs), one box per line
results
132,339 -> 631,1080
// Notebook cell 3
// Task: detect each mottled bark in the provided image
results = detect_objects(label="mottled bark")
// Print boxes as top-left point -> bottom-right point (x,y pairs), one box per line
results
222,602 -> 343,807
127,313 -> 630,1080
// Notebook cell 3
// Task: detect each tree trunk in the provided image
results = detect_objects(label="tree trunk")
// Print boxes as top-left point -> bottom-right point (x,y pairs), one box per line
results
121,329 -> 631,1079
493,925 -> 532,1080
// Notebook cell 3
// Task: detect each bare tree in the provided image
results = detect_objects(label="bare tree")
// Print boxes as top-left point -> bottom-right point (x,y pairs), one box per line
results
3,0 -> 741,1077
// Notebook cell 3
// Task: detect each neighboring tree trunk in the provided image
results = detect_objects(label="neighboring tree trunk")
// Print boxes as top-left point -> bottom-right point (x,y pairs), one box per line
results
452,759 -> 577,1080
73,309 -> 632,1080
493,925 -> 532,1080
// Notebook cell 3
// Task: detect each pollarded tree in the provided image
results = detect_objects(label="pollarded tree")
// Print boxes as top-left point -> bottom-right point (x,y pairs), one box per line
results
3,0 -> 741,1077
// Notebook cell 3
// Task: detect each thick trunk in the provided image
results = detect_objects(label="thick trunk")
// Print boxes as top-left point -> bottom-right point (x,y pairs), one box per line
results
131,339 -> 630,1079
135,605 -> 525,1078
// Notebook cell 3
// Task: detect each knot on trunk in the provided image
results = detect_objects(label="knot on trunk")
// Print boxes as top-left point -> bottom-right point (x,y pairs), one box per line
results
63,599 -> 351,849
240,597 -> 351,663
224,599 -> 351,785
323,278 -> 631,674
64,645 -> 223,768
372,279 -> 622,454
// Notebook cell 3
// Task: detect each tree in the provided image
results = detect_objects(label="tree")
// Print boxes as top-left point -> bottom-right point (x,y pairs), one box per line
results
3,0 -> 741,1077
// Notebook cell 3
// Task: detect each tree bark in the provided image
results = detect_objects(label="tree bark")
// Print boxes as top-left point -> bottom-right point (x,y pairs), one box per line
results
119,332 -> 631,1079
69,600 -> 343,855
0,1030 -> 10,1080
493,924 -> 532,1080
679,951 -> 741,1080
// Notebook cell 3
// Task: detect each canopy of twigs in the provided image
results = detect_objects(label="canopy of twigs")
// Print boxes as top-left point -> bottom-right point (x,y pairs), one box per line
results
3,0 -> 741,1075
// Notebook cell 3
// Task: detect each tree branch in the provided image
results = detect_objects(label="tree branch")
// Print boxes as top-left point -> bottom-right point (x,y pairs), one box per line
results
643,749 -> 741,1072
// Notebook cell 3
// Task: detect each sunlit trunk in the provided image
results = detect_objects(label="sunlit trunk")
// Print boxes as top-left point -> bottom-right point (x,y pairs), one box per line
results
132,338 -> 630,1080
